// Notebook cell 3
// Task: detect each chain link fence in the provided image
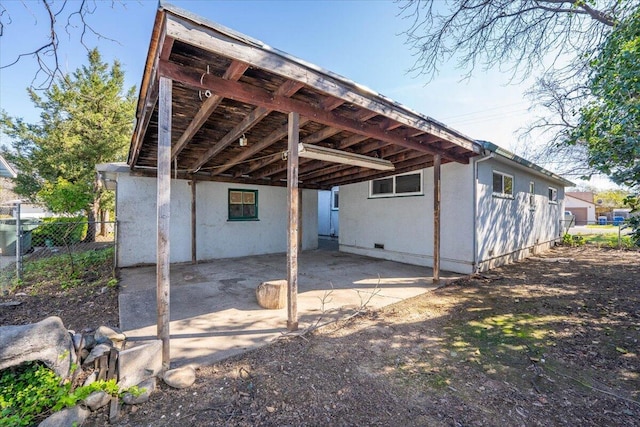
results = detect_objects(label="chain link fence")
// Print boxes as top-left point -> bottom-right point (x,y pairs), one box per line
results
0,202 -> 116,291
561,217 -> 634,249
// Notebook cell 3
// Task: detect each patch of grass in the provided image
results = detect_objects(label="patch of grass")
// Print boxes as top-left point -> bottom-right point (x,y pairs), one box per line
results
12,247 -> 115,292
392,355 -> 452,389
446,313 -> 559,365
581,233 -> 635,248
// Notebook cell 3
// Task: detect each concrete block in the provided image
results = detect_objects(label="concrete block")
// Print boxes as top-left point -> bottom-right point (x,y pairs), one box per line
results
117,340 -> 162,390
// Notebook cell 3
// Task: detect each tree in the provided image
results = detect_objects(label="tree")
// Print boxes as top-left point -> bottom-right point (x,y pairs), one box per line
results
569,9 -> 640,243
0,1 -> 126,88
0,48 -> 135,236
569,8 -> 640,190
397,1 -> 635,177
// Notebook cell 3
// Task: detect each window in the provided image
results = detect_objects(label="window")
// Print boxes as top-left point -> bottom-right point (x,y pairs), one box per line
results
492,171 -> 513,197
370,171 -> 423,198
331,189 -> 339,210
228,189 -> 258,220
529,181 -> 535,209
548,187 -> 558,204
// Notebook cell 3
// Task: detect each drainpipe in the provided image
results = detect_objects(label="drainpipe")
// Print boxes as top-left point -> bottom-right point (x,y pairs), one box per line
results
472,151 -> 495,274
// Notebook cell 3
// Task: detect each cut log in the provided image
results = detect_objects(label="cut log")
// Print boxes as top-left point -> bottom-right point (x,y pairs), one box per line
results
256,280 -> 287,309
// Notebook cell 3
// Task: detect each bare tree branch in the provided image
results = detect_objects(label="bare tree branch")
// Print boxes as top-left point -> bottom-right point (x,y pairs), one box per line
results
397,0 -> 634,175
0,0 -> 125,89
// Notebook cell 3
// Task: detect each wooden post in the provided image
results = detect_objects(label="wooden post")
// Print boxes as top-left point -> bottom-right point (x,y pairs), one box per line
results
191,180 -> 197,264
157,76 -> 172,370
286,112 -> 300,331
433,153 -> 441,284
298,188 -> 303,254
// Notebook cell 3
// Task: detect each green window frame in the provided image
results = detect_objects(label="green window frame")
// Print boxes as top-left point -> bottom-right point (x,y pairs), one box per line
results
228,189 -> 258,221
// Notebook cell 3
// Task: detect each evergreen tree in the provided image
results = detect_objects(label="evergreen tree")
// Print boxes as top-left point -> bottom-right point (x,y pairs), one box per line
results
1,48 -> 136,237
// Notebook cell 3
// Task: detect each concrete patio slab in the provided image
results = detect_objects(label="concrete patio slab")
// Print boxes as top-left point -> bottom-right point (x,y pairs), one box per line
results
118,245 -> 460,368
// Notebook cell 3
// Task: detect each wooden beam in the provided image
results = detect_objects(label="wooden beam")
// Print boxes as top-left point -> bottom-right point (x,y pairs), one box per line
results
130,167 -> 324,189
213,118 -> 310,176
217,98 -> 344,178
300,147 -> 412,183
318,155 -> 435,187
165,14 -> 479,154
157,76 -> 172,371
160,36 -> 175,61
190,80 -> 304,172
287,112 -> 300,332
191,180 -> 197,264
159,60 -> 470,163
311,150 -> 424,185
433,153 -> 441,284
129,11 -> 168,167
130,84 -> 159,167
171,60 -> 249,161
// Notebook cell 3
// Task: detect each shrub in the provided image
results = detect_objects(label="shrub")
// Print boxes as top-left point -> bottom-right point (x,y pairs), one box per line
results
562,233 -> 585,246
0,362 -> 123,427
31,217 -> 88,247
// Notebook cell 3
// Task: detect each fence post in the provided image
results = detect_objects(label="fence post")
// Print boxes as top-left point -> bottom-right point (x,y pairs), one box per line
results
114,220 -> 118,269
618,223 -> 622,249
15,202 -> 22,281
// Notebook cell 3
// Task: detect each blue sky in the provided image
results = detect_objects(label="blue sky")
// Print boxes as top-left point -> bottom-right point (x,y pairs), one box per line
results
0,1 -> 533,148
11,0 -> 616,187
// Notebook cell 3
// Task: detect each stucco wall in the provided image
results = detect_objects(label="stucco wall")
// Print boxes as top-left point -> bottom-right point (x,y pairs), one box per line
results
339,162 -> 475,274
475,157 -> 564,271
116,174 -> 318,267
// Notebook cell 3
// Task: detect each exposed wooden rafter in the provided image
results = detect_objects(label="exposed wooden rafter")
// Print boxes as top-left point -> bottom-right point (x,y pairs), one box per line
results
234,98 -> 349,178
159,60 -> 471,164
190,79 -> 305,172
171,60 -> 249,161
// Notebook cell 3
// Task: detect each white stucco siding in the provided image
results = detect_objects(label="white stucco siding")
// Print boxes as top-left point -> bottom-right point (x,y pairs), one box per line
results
116,174 -> 318,267
339,163 -> 475,274
475,158 -> 564,271
117,174 -> 192,266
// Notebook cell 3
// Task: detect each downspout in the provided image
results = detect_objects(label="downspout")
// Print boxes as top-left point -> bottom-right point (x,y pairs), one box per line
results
472,151 -> 495,273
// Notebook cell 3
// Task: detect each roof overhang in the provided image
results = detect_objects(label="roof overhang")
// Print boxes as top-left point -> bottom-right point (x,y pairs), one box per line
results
481,141 -> 574,187
127,2 -> 482,190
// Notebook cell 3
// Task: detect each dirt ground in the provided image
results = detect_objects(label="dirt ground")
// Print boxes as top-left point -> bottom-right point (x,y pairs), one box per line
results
3,245 -> 639,426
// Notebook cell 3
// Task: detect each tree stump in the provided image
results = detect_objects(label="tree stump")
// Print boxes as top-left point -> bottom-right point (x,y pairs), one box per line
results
256,280 -> 287,309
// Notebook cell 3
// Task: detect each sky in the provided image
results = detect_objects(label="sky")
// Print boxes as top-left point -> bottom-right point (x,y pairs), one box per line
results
0,0 -> 609,188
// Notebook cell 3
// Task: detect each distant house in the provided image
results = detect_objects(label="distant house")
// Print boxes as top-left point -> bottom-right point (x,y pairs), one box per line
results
565,192 -> 596,225
0,155 -> 19,206
0,154 -> 52,218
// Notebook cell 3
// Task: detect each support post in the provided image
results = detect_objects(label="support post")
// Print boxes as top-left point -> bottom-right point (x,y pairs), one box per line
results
433,154 -> 441,284
157,76 -> 172,370
298,188 -> 303,253
191,180 -> 197,264
15,202 -> 21,281
286,112 -> 300,331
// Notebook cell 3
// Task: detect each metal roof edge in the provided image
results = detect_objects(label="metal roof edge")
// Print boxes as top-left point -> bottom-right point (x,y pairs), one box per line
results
479,140 -> 574,187
0,154 -> 18,178
158,2 -> 479,151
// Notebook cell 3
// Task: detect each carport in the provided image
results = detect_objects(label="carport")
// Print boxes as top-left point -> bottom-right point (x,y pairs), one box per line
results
129,3 -> 480,368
